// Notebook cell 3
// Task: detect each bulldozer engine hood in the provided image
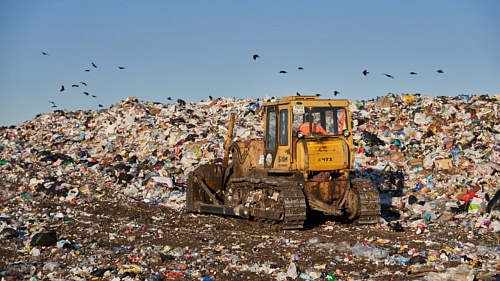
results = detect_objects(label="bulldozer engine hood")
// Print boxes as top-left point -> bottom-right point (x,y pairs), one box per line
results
296,138 -> 351,171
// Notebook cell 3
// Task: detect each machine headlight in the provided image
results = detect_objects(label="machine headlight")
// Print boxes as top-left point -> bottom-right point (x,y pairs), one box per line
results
342,129 -> 351,137
297,131 -> 304,138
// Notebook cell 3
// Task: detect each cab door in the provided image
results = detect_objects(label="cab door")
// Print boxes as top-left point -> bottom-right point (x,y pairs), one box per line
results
264,106 -> 278,168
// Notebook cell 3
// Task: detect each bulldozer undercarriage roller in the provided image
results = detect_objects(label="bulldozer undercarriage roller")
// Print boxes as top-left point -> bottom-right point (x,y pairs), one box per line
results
349,178 -> 381,224
227,178 -> 307,230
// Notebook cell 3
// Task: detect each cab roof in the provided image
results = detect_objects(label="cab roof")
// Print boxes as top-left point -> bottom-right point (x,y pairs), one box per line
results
264,95 -> 350,107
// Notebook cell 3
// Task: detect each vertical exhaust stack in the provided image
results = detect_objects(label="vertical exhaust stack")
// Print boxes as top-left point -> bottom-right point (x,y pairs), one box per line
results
223,113 -> 236,169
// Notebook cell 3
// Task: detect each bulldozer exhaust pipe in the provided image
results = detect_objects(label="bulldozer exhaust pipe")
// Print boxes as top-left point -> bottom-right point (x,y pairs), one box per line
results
222,113 -> 236,169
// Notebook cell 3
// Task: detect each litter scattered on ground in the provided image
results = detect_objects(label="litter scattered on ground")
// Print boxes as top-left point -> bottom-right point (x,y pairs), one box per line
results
1,93 -> 500,280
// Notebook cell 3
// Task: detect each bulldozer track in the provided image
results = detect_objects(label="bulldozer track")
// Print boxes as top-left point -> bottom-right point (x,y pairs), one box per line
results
281,187 -> 307,229
351,178 -> 381,224
228,178 -> 307,229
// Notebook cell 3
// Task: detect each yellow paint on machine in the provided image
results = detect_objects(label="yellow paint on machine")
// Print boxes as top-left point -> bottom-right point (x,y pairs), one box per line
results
297,139 -> 349,171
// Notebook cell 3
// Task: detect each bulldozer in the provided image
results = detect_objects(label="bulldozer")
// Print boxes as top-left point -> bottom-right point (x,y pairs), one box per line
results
186,95 -> 380,229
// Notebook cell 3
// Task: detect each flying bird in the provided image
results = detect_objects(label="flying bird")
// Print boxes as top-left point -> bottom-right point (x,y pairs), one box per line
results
72,84 -> 79,87
253,54 -> 260,60
410,72 -> 417,75
363,70 -> 369,76
298,67 -> 304,70
80,82 -> 87,86
85,69 -> 90,72
383,73 -> 394,79
118,66 -> 125,69
49,101 -> 56,105
60,85 -> 65,92
334,91 -> 340,96
83,92 -> 89,96
98,104 -> 103,108
437,69 -> 444,73
92,63 -> 97,68
209,95 -> 213,100
92,95 -> 97,98
51,104 -> 57,108
41,51 -> 49,56
279,70 -> 287,74
167,97 -> 172,101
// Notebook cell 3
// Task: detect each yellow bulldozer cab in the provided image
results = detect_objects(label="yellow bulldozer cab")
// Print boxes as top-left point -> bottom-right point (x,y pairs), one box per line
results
261,95 -> 355,176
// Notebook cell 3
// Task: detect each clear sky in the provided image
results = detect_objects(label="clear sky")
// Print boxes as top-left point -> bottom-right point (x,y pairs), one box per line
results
1,1 -> 499,126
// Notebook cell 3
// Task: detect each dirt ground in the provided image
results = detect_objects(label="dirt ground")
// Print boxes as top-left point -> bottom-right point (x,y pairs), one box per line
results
1,187 -> 499,281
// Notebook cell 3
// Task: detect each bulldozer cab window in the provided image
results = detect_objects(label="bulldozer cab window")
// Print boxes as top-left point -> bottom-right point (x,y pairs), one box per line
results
279,109 -> 288,146
293,107 -> 347,136
266,109 -> 277,150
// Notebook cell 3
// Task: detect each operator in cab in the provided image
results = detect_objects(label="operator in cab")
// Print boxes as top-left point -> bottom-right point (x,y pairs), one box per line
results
298,113 -> 327,135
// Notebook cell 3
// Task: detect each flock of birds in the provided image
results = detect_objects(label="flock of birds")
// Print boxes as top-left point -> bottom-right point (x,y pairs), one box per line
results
42,50 -> 446,111
41,51 -> 125,109
375,69 -> 444,79
252,53 -> 444,97
165,53 -> 446,105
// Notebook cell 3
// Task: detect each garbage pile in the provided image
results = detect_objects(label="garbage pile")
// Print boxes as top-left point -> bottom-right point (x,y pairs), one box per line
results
1,93 -> 500,280
350,93 -> 500,223
1,96 -> 265,209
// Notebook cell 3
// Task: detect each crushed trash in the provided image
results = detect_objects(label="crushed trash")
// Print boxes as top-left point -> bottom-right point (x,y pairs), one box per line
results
1,93 -> 500,280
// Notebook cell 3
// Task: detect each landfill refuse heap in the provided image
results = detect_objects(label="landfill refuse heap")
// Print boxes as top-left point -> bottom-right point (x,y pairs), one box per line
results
1,93 -> 500,281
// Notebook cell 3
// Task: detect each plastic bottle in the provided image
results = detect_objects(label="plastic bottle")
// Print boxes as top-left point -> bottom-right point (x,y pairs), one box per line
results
144,274 -> 163,281
287,262 -> 298,279
327,273 -> 336,281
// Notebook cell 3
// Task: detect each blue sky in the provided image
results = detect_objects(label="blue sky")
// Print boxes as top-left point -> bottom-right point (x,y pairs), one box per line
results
1,1 -> 499,126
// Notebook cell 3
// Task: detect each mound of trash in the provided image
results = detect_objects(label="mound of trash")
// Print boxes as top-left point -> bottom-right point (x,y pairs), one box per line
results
1,93 -> 500,280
